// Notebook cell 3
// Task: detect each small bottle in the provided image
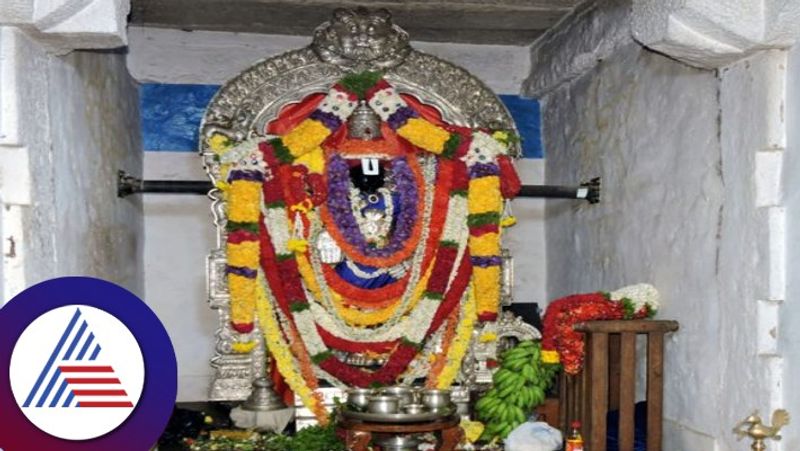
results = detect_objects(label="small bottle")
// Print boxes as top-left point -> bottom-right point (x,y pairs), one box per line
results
565,420 -> 584,451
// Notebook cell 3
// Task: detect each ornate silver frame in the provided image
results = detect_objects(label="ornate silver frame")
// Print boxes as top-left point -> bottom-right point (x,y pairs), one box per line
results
199,8 -> 527,401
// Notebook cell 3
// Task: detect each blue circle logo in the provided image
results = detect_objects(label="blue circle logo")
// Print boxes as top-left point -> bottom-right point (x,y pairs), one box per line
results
0,277 -> 177,450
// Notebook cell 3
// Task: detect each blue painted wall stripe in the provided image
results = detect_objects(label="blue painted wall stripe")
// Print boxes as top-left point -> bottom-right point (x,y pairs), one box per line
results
499,94 -> 543,159
140,83 -> 543,158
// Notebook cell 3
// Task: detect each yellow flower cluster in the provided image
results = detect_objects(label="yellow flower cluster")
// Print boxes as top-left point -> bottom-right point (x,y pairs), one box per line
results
500,215 -> 517,228
229,274 -> 257,326
282,119 -> 331,159
294,147 -> 325,174
207,133 -> 232,155
478,332 -> 498,343
468,177 -> 502,215
397,118 -> 451,154
332,295 -> 402,327
541,349 -> 560,364
227,180 -> 261,222
469,232 -> 501,256
227,241 -> 259,268
436,286 -> 477,389
255,279 -> 329,424
287,238 -> 309,254
461,418 -> 486,444
473,266 -> 501,317
231,341 -> 256,354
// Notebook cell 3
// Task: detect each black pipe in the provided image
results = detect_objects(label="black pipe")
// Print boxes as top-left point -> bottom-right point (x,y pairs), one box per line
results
118,171 -> 600,203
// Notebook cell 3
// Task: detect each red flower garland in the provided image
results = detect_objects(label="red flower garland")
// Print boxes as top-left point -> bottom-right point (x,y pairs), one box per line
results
541,292 -> 655,375
316,325 -> 398,354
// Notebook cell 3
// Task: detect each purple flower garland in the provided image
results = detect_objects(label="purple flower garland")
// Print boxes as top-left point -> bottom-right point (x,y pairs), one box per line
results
326,155 -> 419,258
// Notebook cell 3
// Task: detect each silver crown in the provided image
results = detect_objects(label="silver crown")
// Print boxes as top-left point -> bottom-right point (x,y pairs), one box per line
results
348,100 -> 382,140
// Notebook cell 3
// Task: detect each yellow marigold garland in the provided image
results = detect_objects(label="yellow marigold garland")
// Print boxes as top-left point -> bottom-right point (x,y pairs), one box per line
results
281,119 -> 332,159
226,241 -> 260,268
396,117 -> 452,154
228,275 -> 257,328
294,147 -> 326,174
255,277 -> 329,424
466,152 -> 505,319
435,285 -> 477,389
227,180 -> 261,222
468,176 -> 503,215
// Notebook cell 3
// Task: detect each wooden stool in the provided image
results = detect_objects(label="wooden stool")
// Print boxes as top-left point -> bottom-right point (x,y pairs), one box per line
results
338,415 -> 463,451
559,320 -> 679,451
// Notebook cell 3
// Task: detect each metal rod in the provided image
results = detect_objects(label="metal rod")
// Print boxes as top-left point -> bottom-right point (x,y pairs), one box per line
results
118,170 -> 601,203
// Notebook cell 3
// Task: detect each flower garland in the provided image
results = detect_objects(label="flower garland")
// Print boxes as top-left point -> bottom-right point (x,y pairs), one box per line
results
366,79 -> 463,158
463,131 -> 511,322
426,306 -> 460,388
320,157 -> 452,310
254,273 -> 329,423
429,284 -> 477,389
304,165 -> 436,337
541,284 -> 660,374
320,154 -> 426,267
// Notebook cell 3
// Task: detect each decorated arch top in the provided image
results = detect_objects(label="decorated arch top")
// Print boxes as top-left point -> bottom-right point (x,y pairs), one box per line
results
201,8 -> 523,424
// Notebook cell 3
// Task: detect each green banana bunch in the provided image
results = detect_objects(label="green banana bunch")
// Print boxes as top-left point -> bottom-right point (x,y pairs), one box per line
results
474,340 -> 559,442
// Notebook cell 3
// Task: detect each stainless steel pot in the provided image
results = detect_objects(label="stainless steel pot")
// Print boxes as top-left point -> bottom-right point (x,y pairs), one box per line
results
346,388 -> 374,410
420,388 -> 451,411
367,395 -> 400,414
381,386 -> 415,406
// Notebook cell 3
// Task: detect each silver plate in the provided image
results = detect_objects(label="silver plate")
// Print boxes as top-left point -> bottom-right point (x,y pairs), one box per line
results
342,406 -> 456,423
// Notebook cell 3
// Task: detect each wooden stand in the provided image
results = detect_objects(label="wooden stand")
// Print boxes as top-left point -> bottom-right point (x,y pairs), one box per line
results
338,415 -> 463,451
558,320 -> 679,451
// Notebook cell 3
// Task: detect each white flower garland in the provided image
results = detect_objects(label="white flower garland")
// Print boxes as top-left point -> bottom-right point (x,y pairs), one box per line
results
318,87 -> 359,122
460,131 -> 507,167
610,283 -> 661,313
367,86 -> 406,121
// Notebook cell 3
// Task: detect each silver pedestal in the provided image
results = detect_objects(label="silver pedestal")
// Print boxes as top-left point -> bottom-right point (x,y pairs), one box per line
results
241,377 -> 286,411
230,377 -> 295,432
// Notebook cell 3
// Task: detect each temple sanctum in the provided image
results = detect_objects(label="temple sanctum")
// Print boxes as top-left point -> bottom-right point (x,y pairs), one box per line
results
1,1 -> 800,450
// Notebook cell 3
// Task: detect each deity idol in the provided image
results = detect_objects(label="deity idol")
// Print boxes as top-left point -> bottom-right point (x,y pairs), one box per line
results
202,8 -> 527,424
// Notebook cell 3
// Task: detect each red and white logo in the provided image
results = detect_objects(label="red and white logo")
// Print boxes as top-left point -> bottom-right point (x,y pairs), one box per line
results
9,305 -> 145,440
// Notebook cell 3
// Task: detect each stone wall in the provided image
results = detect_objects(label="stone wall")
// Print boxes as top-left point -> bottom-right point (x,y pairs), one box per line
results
525,2 -> 791,449
0,28 -> 143,299
48,50 -> 143,293
781,42 -> 800,451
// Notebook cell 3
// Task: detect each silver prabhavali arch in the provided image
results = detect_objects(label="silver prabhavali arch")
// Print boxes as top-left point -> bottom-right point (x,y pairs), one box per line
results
199,7 -> 539,409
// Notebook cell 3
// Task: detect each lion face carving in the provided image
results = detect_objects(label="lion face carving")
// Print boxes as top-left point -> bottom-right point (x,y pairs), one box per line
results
312,7 -> 411,69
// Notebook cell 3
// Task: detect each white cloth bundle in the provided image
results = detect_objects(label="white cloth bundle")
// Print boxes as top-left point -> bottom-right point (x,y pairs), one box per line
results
504,421 -> 563,451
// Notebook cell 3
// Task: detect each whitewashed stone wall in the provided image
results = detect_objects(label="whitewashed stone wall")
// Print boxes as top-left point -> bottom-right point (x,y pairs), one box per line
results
128,27 -> 547,401
526,2 -> 793,449
0,28 -> 143,300
781,43 -> 800,451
